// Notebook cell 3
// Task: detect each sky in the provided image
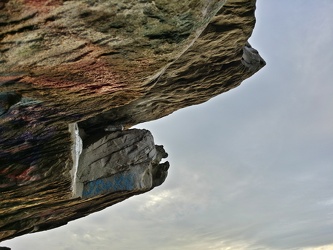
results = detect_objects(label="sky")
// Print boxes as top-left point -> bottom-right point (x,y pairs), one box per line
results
4,1 -> 333,249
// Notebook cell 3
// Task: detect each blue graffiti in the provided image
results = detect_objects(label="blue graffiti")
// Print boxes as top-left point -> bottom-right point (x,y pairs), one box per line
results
82,171 -> 137,198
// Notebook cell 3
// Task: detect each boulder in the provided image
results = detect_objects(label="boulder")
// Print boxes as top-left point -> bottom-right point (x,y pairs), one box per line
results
74,128 -> 169,198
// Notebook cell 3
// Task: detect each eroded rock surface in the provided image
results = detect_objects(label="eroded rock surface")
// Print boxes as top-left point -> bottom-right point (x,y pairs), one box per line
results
75,128 -> 169,198
0,0 -> 264,242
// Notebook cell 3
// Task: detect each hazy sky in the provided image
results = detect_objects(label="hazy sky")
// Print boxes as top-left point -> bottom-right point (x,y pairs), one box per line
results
4,1 -> 333,249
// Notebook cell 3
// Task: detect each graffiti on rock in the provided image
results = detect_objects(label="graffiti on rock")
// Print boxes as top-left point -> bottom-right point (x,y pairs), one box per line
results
69,124 -> 169,199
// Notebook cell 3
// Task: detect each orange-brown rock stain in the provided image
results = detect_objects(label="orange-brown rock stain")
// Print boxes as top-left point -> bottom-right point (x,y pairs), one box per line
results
24,0 -> 63,8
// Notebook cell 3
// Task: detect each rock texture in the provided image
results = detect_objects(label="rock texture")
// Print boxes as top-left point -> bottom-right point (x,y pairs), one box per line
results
0,0 -> 265,242
75,128 -> 169,198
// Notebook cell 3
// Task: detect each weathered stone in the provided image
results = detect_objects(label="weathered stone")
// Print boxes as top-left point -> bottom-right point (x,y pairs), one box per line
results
0,0 -> 264,242
0,246 -> 11,250
73,128 -> 168,198
242,42 -> 266,72
152,161 -> 170,187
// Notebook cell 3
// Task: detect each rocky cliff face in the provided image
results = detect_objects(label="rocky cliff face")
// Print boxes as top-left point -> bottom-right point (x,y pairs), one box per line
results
0,0 -> 265,242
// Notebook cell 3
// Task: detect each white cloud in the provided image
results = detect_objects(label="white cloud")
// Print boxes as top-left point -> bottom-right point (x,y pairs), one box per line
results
303,245 -> 333,250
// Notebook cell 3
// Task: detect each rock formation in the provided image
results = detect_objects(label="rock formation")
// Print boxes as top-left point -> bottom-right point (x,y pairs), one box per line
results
0,0 -> 265,242
0,247 -> 11,250
75,128 -> 169,198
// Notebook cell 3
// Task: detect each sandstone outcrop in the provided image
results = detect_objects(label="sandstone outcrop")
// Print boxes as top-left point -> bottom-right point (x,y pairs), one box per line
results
0,0 -> 265,242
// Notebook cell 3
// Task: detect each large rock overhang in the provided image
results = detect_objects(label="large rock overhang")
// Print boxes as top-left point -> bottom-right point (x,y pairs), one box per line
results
0,0 -> 264,242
